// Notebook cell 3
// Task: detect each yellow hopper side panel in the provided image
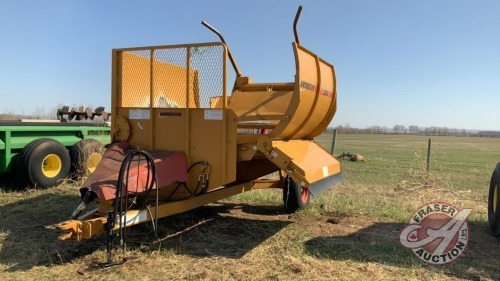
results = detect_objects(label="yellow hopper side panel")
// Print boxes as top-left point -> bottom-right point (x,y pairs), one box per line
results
228,43 -> 337,141
276,43 -> 337,140
257,137 -> 342,195
273,140 -> 341,182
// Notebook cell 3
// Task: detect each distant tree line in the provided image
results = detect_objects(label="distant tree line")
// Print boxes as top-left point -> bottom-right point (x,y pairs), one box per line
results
327,124 -> 499,137
0,104 -> 80,121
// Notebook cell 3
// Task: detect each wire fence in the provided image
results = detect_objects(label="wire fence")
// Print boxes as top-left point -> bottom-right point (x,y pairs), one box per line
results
315,131 -> 500,176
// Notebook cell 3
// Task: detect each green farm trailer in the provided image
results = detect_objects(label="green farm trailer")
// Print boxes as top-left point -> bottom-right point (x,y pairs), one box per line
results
0,120 -> 111,188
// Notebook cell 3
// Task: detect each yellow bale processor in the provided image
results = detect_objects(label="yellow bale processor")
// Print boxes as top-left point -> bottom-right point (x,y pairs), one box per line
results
56,6 -> 342,263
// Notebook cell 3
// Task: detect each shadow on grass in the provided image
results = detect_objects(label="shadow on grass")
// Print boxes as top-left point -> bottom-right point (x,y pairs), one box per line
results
304,219 -> 500,280
129,203 -> 290,258
0,172 -> 25,191
0,192 -> 98,271
221,202 -> 287,216
0,193 -> 290,271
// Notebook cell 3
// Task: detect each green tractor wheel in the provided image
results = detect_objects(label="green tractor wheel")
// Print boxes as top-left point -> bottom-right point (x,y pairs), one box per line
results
70,139 -> 105,179
488,163 -> 500,237
17,138 -> 71,188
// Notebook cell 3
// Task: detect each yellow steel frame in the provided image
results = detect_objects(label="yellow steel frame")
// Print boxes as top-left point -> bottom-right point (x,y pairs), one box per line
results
57,179 -> 280,241
56,6 -> 343,242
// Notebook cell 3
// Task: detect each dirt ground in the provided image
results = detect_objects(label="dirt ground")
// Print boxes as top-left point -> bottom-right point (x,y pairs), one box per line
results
70,200 -> 500,280
1,185 -> 500,280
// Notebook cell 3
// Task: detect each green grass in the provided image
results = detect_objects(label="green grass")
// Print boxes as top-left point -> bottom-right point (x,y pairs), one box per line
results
233,133 -> 500,222
316,134 -> 500,190
231,133 -> 500,279
1,133 -> 500,280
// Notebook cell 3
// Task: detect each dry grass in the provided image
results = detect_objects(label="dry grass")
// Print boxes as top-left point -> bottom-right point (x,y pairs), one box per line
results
1,134 -> 500,280
0,188 -> 467,281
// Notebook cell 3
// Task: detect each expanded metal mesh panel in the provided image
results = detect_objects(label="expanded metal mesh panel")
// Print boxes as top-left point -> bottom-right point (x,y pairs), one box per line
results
189,45 -> 225,108
118,44 -> 225,109
121,50 -> 152,107
153,48 -> 190,108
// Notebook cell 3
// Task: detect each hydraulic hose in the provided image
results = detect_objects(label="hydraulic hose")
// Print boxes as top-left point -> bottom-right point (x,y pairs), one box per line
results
104,149 -> 158,265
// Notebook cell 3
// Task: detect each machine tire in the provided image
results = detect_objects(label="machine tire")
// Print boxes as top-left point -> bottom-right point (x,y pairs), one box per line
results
283,176 -> 310,214
70,138 -> 104,179
488,163 -> 500,236
16,138 -> 47,180
17,138 -> 71,188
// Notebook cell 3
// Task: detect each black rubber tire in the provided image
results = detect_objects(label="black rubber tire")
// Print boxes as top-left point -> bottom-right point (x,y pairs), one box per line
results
69,138 -> 104,179
488,163 -> 500,236
283,176 -> 311,214
16,138 -> 48,183
17,138 -> 71,188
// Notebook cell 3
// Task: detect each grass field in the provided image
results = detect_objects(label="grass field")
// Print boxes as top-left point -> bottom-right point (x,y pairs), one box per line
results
1,133 -> 500,280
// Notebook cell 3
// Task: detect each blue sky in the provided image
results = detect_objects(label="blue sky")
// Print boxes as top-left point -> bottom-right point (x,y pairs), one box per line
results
1,1 -> 499,130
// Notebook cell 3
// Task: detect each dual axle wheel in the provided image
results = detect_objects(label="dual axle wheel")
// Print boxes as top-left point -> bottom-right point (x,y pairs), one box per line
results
15,138 -> 104,188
